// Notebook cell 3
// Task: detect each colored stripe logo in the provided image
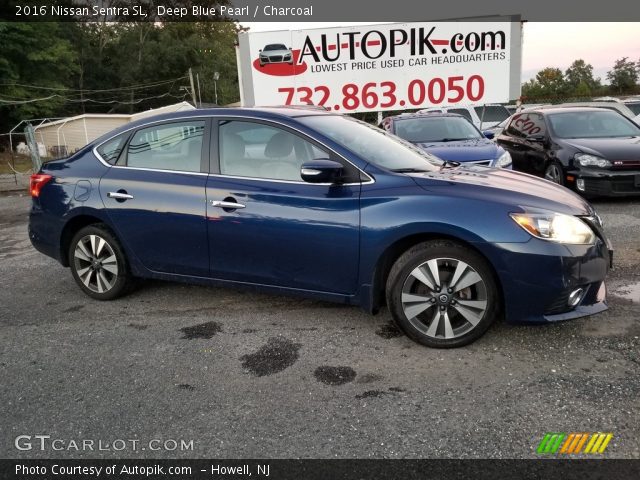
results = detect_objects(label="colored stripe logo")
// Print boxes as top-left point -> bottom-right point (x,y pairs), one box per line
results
536,433 -> 613,454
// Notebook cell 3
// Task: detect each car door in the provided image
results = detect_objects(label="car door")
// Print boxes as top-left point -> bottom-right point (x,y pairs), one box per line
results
98,118 -> 211,277
205,118 -> 361,294
520,113 -> 551,177
498,113 -> 545,174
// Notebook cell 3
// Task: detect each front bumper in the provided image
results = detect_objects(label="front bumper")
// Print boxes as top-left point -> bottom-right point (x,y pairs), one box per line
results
481,233 -> 611,325
567,167 -> 640,196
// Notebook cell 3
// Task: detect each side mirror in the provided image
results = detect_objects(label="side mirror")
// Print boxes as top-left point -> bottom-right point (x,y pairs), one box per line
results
259,49 -> 262,52
482,130 -> 495,139
300,159 -> 344,184
527,134 -> 546,142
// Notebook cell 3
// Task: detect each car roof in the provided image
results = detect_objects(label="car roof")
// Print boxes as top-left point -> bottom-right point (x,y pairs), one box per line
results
525,106 -> 624,115
386,112 -> 466,121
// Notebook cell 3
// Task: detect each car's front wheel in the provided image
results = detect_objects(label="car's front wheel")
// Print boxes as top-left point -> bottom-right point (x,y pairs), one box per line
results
69,224 -> 132,300
386,241 -> 500,348
544,161 -> 564,185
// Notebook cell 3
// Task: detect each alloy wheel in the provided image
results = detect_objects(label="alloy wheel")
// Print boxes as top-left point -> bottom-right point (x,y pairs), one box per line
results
400,258 -> 488,340
73,234 -> 119,294
545,164 -> 563,184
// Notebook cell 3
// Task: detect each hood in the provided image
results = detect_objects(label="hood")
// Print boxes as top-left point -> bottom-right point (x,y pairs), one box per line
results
563,136 -> 640,161
414,138 -> 502,163
409,165 -> 593,216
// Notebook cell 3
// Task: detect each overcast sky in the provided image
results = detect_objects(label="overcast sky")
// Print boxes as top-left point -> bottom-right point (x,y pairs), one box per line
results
242,22 -> 640,84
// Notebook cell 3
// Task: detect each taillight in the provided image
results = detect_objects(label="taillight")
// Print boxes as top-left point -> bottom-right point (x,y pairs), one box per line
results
30,174 -> 53,198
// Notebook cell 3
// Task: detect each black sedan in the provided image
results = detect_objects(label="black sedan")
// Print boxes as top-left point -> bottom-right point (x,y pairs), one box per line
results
497,107 -> 640,197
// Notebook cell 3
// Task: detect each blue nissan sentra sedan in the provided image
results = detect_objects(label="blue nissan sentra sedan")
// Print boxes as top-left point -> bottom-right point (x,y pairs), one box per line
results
28,107 -> 612,348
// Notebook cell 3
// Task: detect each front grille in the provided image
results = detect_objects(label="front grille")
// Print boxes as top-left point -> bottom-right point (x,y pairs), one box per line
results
467,160 -> 492,166
611,160 -> 640,170
270,55 -> 283,62
583,177 -> 640,195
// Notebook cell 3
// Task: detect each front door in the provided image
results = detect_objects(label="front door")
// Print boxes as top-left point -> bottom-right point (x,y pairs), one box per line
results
205,119 -> 361,294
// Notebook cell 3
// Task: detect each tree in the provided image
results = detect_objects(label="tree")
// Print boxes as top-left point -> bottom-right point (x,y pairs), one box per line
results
565,59 -> 600,94
0,23 -> 78,133
606,57 -> 639,93
521,67 -> 567,99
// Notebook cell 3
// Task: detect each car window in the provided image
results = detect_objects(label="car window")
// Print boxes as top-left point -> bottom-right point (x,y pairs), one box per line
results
624,102 -> 640,116
300,115 -> 442,172
394,116 -> 482,143
474,105 -> 510,123
504,113 -> 546,138
126,121 -> 204,172
547,110 -> 640,138
219,120 -> 345,182
447,109 -> 473,122
97,133 -> 128,165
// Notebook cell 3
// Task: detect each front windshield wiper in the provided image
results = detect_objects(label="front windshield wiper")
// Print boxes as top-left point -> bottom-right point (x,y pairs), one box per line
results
441,160 -> 461,168
440,138 -> 474,142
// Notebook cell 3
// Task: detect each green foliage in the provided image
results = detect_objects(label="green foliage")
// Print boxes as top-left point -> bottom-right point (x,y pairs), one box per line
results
606,57 -> 639,93
565,59 -> 600,91
0,19 -> 241,134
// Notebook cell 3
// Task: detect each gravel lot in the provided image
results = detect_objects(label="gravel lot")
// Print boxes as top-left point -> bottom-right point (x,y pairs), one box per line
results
1,192 -> 638,459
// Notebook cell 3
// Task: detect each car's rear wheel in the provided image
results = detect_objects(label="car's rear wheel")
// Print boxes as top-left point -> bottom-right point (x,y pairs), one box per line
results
544,162 -> 564,185
386,241 -> 500,348
69,224 -> 132,300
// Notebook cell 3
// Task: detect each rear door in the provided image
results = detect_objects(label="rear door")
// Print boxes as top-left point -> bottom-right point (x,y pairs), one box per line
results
98,118 -> 211,277
205,118 -> 362,294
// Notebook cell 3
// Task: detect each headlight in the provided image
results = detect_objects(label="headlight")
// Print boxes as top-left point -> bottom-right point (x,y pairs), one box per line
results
510,212 -> 595,244
495,150 -> 512,168
575,153 -> 611,168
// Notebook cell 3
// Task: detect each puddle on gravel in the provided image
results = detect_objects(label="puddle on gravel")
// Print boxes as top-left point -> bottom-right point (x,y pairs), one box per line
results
612,282 -> 640,303
314,366 -> 357,385
375,323 -> 403,339
180,321 -> 222,339
241,337 -> 301,377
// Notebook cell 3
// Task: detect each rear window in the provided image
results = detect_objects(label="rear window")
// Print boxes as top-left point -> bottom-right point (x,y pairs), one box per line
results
96,133 -> 128,164
474,106 -> 510,123
447,108 -> 473,122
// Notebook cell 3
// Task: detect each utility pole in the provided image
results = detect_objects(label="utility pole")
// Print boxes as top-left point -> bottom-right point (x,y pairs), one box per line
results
196,73 -> 202,108
188,68 -> 197,107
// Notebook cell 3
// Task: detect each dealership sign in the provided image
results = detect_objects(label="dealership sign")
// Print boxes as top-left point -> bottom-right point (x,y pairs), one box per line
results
237,18 -> 522,113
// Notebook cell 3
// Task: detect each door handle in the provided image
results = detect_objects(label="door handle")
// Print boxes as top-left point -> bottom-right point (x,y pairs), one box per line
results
210,200 -> 246,209
108,191 -> 134,200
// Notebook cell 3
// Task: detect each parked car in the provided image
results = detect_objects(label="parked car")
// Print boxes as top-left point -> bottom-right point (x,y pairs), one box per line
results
418,104 -> 511,129
259,44 -> 293,66
29,107 -> 611,348
380,112 -> 512,168
497,107 -> 640,197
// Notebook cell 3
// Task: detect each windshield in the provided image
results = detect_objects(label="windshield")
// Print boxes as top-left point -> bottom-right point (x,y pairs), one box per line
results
264,44 -> 287,51
474,105 -> 510,123
547,110 -> 640,139
300,115 -> 443,172
393,116 -> 483,143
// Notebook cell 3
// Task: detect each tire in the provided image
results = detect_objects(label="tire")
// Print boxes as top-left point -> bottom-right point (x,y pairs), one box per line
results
544,161 -> 564,186
386,240 -> 500,348
68,224 -> 133,300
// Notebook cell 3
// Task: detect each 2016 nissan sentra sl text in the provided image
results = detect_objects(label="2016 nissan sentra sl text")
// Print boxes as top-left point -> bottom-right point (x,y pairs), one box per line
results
28,108 -> 613,348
